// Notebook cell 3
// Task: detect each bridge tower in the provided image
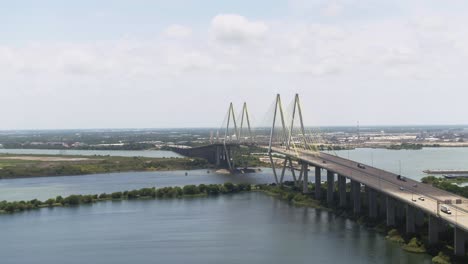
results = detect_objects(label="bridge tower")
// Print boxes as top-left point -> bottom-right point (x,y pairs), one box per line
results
268,93 -> 309,187
238,102 -> 253,144
222,102 -> 239,171
268,94 -> 287,184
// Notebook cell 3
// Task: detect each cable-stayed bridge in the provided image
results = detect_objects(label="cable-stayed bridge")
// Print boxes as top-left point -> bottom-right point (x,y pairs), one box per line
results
171,93 -> 468,256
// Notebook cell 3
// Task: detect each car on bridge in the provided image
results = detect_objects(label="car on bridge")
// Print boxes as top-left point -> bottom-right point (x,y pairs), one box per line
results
397,175 -> 407,182
441,205 -> 452,214
357,163 -> 366,169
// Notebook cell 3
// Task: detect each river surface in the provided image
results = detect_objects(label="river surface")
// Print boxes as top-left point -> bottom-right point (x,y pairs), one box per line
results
332,147 -> 468,181
0,192 -> 431,264
1,147 -> 466,181
0,148 -> 452,263
0,148 -> 458,264
1,147 -> 467,201
0,148 -> 182,158
0,169 -> 287,201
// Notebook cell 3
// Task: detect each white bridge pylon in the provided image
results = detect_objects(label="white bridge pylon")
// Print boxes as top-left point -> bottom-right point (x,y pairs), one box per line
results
219,94 -> 314,185
219,101 -> 254,170
268,93 -> 309,184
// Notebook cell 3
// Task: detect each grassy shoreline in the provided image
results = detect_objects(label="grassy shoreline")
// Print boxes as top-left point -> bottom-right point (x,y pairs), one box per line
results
0,154 -> 209,179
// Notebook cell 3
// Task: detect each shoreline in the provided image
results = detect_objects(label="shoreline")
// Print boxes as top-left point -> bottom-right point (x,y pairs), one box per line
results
0,153 -> 210,180
0,183 -> 453,262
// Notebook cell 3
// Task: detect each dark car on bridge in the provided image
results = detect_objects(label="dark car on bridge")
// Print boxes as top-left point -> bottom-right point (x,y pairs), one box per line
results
357,163 -> 366,169
397,175 -> 407,182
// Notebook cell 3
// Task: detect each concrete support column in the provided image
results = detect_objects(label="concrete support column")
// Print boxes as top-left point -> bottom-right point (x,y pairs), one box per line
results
352,180 -> 361,214
229,147 -> 234,168
415,210 -> 425,227
327,170 -> 334,205
315,167 -> 321,199
302,163 -> 309,194
406,205 -> 416,234
386,196 -> 395,226
338,175 -> 346,207
379,195 -> 386,217
454,226 -> 467,256
367,187 -> 377,219
215,146 -> 221,166
428,215 -> 441,245
396,202 -> 404,222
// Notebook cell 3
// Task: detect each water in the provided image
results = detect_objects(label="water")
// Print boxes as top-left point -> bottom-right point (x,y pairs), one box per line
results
332,147 -> 468,181
0,148 -> 182,158
1,147 -> 465,182
0,192 -> 431,264
1,148 -> 449,262
0,168 -> 290,201
1,147 -> 467,201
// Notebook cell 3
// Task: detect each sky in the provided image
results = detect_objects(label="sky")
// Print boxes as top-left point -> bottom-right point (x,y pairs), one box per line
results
1,0 -> 468,129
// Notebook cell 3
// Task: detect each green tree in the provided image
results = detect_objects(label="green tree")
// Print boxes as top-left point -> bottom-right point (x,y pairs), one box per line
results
64,195 -> 81,205
127,190 -> 139,199
45,198 -> 56,206
55,196 -> 64,204
206,184 -> 220,195
111,192 -> 122,199
98,193 -> 109,199
183,185 -> 199,195
173,187 -> 183,197
223,182 -> 236,193
198,184 -> 208,193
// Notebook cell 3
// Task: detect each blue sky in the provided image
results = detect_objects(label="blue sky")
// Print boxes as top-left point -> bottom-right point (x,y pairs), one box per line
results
1,0 -> 468,129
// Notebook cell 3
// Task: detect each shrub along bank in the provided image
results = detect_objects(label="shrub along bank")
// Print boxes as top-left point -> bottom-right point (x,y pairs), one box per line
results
0,183 -> 252,214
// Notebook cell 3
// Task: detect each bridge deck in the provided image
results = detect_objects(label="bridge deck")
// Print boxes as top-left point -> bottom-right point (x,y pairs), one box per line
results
179,143 -> 468,232
269,147 -> 468,232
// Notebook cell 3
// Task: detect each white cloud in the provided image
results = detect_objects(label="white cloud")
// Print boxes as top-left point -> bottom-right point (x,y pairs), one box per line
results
321,2 -> 344,17
1,15 -> 466,80
1,13 -> 467,81
211,14 -> 268,43
164,24 -> 192,38
3,9 -> 468,128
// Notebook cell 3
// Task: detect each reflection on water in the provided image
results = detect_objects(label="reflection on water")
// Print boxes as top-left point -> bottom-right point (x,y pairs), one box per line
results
0,192 -> 431,264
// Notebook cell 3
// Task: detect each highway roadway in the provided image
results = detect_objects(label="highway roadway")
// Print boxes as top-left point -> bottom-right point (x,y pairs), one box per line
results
270,147 -> 468,232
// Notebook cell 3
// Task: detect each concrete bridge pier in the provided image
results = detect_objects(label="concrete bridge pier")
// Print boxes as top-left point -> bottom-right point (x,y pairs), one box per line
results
396,202 -> 404,222
367,187 -> 377,219
315,167 -> 321,199
228,147 -> 234,168
338,174 -> 346,207
327,171 -> 334,205
386,196 -> 395,226
454,226 -> 467,256
302,163 -> 309,194
428,215 -> 441,245
351,180 -> 361,214
379,194 -> 386,217
406,205 -> 416,234
415,209 -> 425,227
215,146 -> 221,166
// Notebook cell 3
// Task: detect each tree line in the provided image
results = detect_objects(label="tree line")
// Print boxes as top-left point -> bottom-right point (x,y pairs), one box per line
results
0,183 -> 253,214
